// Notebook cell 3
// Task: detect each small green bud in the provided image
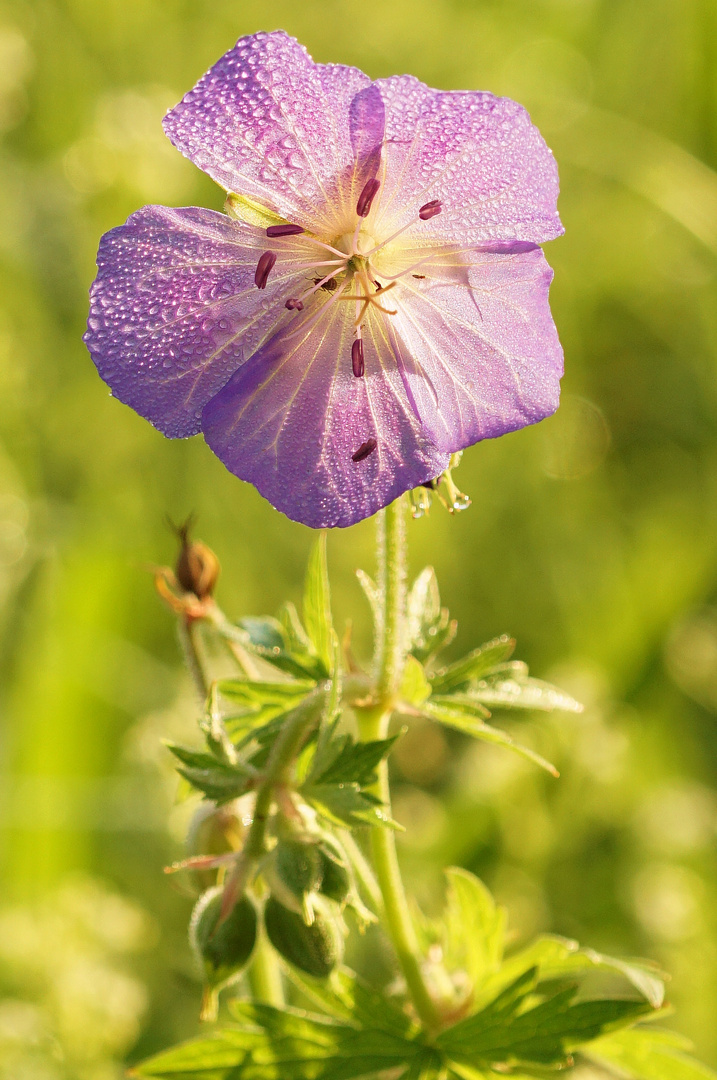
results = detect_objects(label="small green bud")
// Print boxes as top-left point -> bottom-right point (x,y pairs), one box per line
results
264,896 -> 342,978
276,839 -> 323,897
190,887 -> 257,991
317,845 -> 351,904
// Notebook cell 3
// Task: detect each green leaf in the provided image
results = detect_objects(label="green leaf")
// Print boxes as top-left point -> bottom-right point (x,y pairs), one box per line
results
309,734 -> 397,786
421,703 -> 559,777
166,745 -> 254,803
469,668 -> 583,714
130,1029 -> 260,1077
355,569 -> 382,647
285,966 -> 416,1037
439,973 -> 653,1067
405,566 -> 457,664
442,868 -> 506,989
303,533 -> 334,677
236,615 -> 326,681
304,783 -> 401,829
219,678 -> 316,708
586,1025 -> 717,1080
428,694 -> 491,720
430,636 -> 516,694
401,655 -> 432,706
482,935 -> 665,1010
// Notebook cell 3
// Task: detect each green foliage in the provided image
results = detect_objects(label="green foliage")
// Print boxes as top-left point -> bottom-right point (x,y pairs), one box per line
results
303,534 -> 335,678
189,889 -> 257,991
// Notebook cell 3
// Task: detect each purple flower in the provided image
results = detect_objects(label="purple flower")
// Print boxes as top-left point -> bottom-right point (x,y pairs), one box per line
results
85,32 -> 563,528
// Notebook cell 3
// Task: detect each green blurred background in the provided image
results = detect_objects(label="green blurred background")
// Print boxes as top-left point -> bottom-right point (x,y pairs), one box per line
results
2,0 -> 717,1074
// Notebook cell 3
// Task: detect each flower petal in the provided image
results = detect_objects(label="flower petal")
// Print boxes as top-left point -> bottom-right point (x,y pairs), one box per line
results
85,205 -> 304,437
163,32 -> 377,232
201,300 -> 448,528
386,246 -> 563,452
373,76 -> 562,245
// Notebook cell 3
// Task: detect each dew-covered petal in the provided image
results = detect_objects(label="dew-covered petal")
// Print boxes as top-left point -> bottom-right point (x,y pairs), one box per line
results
387,245 -> 563,453
373,76 -> 562,246
84,205 -> 306,438
163,32 -> 377,232
201,301 -> 448,528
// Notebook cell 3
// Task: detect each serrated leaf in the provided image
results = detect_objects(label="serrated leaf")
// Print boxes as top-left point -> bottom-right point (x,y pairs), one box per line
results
481,935 -> 665,1010
401,654 -> 432,706
280,601 -> 314,653
405,566 -> 458,664
406,567 -> 441,645
356,568 -> 382,645
236,615 -> 326,680
443,868 -> 506,988
166,746 -> 254,802
136,1000 -> 421,1080
219,678 -> 316,707
586,1025 -> 717,1080
429,694 -> 491,720
421,703 -> 559,776
303,533 -> 334,677
469,672 -> 583,714
285,966 -> 416,1037
304,783 -> 401,829
309,735 -> 397,786
439,974 -> 653,1067
430,636 -> 516,694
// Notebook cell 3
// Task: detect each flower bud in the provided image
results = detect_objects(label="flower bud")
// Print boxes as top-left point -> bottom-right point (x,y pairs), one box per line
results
264,896 -> 342,977
174,518 -> 220,599
189,886 -> 257,991
317,844 -> 351,904
271,839 -> 323,908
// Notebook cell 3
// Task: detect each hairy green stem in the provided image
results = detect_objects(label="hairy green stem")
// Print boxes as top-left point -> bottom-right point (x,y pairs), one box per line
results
359,499 -> 440,1032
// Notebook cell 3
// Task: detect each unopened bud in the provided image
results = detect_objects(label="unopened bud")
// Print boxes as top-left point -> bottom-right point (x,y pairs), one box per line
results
173,518 -> 220,599
264,896 -> 342,977
190,886 -> 257,992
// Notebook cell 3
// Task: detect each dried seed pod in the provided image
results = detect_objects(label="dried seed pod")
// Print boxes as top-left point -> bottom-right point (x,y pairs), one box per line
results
264,896 -> 342,977
190,887 -> 257,990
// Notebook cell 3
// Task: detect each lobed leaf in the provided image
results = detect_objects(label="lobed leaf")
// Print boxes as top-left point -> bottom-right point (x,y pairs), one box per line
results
406,567 -> 457,664
304,783 -> 401,830
421,702 -> 559,776
442,868 -> 507,989
585,1025 -> 717,1080
430,636 -> 516,694
236,615 -> 326,680
308,734 -> 398,786
469,668 -> 583,714
480,935 -> 665,1010
439,971 -> 653,1067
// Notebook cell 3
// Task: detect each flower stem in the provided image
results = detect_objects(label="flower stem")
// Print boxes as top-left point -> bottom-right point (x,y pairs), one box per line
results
359,498 -> 440,1032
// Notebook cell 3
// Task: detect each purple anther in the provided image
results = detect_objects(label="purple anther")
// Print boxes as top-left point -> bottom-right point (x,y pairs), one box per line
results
352,437 -> 377,462
356,177 -> 381,218
285,298 -> 304,311
266,223 -> 305,237
351,339 -> 365,378
254,251 -> 277,289
419,200 -> 442,220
